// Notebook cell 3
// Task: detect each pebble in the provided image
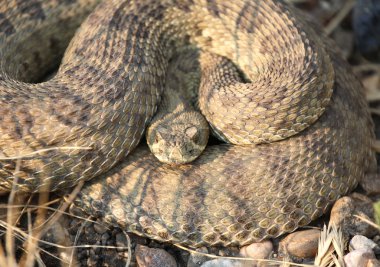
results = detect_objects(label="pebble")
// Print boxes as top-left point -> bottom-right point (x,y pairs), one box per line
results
240,240 -> 273,262
200,259 -> 246,267
87,249 -> 98,266
344,249 -> 376,267
372,236 -> 380,254
67,219 -> 133,266
187,247 -> 210,267
350,235 -> 378,251
359,174 -> 380,195
101,232 -> 110,245
189,243 -> 272,267
215,247 -> 240,258
367,259 -> 380,267
84,222 -> 96,237
115,232 -> 129,252
40,217 -> 80,266
93,222 -> 109,234
279,229 -> 320,259
329,193 -> 377,238
135,245 -> 177,267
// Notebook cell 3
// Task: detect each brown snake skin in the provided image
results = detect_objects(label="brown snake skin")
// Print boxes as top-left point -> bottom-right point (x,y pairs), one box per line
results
0,0 -> 377,247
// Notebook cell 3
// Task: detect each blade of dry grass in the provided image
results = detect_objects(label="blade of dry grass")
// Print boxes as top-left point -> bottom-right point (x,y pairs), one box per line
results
371,140 -> 380,153
280,254 -> 292,267
41,180 -> 84,237
70,217 -> 89,267
0,146 -> 92,160
367,93 -> 380,102
0,215 -> 132,266
5,157 -> 22,267
354,215 -> 380,231
69,217 -> 131,267
50,217 -> 79,267
0,141 -> 93,265
324,0 -> 356,35
20,191 -> 50,267
19,180 -> 85,267
370,108 -> 380,116
0,202 -> 99,224
353,63 -> 380,73
0,242 -> 8,267
0,159 -> 85,267
314,225 -> 345,267
0,220 -> 131,251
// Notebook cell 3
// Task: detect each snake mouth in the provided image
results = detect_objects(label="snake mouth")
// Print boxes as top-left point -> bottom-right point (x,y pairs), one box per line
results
155,147 -> 199,165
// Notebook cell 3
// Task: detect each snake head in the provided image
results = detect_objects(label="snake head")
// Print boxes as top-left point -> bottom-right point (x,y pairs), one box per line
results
147,120 -> 209,165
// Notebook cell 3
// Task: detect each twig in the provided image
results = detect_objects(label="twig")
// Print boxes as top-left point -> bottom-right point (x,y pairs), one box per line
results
0,147 -> 92,160
18,181 -> 84,266
0,204 -> 98,226
20,191 -> 50,267
0,220 -> 132,251
123,230 -> 132,267
5,158 -> 21,267
372,140 -> 380,153
39,181 -> 85,239
354,215 -> 380,231
367,94 -> 380,102
325,0 -> 356,35
353,63 -> 380,73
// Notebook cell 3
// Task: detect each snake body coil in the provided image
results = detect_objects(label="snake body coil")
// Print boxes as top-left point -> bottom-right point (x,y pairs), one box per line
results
0,0 -> 376,246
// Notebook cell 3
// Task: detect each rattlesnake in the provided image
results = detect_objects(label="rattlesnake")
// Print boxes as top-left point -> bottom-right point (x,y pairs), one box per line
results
0,0 -> 376,247
146,48 -> 210,165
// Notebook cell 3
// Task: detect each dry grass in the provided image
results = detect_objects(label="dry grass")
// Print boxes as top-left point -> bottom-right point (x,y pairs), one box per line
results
314,225 -> 345,267
0,151 -> 132,267
0,147 -> 92,161
0,182 -> 83,266
0,189 -> 133,266
354,214 -> 380,232
324,0 -> 356,35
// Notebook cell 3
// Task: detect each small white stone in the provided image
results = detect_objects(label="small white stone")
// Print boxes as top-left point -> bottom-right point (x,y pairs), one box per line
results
135,245 -> 176,267
350,235 -> 378,251
367,258 -> 380,267
93,222 -> 108,234
187,247 -> 209,267
344,249 -> 375,267
240,240 -> 273,260
200,259 -> 246,267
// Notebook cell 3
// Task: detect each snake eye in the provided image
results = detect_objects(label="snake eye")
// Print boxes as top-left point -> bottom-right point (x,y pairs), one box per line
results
155,127 -> 167,143
155,131 -> 164,143
185,126 -> 198,141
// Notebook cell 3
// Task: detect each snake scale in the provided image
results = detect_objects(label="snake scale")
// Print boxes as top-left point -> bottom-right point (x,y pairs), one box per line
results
0,0 -> 377,247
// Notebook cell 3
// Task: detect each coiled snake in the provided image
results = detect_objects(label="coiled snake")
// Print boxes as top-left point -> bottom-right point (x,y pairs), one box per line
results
0,0 -> 376,247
